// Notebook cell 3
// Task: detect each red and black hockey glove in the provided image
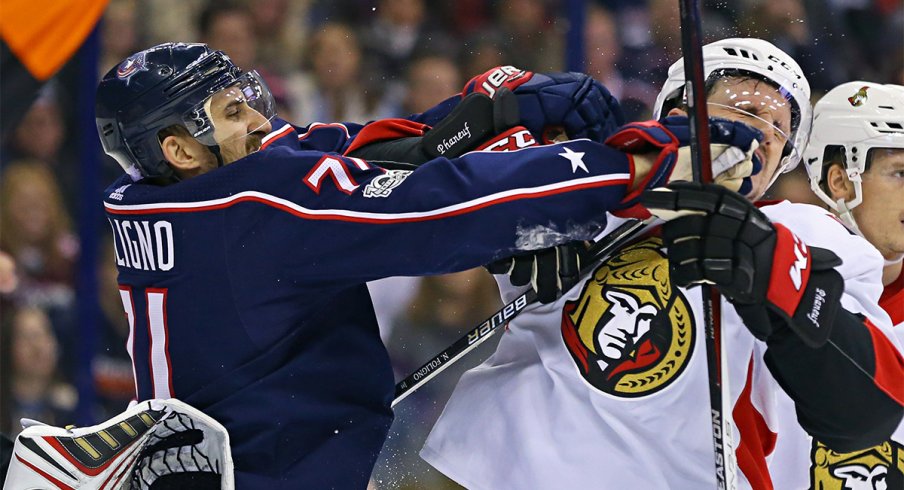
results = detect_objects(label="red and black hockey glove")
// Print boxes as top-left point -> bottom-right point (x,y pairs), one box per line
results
463,66 -> 625,144
641,182 -> 845,348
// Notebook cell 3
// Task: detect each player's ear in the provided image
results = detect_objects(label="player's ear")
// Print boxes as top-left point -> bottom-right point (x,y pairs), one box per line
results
825,163 -> 855,202
160,133 -> 209,177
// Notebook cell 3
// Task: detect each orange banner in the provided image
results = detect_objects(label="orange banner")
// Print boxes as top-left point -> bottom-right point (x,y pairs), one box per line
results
0,0 -> 109,80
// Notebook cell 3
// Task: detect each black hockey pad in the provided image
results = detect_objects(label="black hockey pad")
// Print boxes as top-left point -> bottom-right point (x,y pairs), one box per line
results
423,92 -> 500,159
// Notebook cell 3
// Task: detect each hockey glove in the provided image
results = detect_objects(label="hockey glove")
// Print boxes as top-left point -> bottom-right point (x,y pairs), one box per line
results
6,398 -> 233,489
606,116 -> 763,213
463,66 -> 625,144
486,241 -> 586,304
641,182 -> 845,348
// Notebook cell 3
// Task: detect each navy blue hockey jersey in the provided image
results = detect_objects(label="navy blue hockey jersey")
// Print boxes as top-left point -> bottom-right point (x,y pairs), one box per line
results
103,116 -> 637,488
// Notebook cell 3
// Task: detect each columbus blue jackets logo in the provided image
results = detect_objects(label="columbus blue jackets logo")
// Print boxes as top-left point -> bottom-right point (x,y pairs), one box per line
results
116,52 -> 148,85
810,439 -> 903,490
561,238 -> 695,397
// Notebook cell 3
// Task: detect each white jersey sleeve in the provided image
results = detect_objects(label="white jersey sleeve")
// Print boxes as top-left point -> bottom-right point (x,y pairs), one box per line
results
761,201 -> 903,490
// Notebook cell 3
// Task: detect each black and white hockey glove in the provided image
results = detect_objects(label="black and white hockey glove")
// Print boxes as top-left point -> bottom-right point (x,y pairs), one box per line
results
486,241 -> 586,304
641,182 -> 845,348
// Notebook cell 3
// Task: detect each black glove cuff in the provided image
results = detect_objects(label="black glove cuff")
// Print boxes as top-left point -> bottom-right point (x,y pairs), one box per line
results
785,266 -> 844,348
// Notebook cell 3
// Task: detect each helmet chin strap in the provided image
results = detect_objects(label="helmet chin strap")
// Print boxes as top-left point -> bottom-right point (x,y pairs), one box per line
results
834,197 -> 864,237
208,144 -> 225,168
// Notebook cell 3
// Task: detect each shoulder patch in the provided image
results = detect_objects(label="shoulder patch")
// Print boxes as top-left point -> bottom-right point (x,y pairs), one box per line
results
363,170 -> 411,198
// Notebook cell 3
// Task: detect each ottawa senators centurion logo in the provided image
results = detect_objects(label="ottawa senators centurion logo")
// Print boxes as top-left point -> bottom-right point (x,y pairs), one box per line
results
810,439 -> 904,490
561,238 -> 695,397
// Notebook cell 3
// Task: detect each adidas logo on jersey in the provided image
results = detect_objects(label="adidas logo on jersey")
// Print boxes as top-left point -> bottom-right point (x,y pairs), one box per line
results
109,184 -> 131,201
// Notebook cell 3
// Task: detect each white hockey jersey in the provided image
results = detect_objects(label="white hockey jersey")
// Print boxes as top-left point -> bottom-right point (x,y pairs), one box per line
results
768,266 -> 904,490
421,201 -> 898,490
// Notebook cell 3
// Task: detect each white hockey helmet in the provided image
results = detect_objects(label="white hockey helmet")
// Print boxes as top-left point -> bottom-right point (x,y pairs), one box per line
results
653,38 -> 813,181
803,81 -> 904,233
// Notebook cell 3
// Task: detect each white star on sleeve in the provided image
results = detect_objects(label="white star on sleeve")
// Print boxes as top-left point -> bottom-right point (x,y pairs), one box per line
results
559,146 -> 588,173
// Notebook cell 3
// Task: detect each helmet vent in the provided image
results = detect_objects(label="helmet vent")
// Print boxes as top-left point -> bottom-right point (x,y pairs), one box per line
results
102,123 -> 115,137
722,47 -> 759,60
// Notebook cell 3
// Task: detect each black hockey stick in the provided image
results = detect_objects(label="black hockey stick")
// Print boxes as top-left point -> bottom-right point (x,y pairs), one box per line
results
392,217 -> 650,407
677,2 -> 738,489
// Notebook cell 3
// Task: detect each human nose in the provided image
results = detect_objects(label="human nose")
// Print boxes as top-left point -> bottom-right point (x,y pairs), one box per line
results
248,107 -> 271,134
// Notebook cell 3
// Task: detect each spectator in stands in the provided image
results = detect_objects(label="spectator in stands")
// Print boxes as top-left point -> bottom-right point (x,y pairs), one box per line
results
0,163 -> 79,372
99,0 -> 142,75
198,1 -> 258,73
583,4 -> 657,121
249,0 -> 309,75
198,1 -> 294,121
494,0 -> 564,72
0,164 -> 78,303
402,55 -> 462,115
287,22 -> 395,123
360,0 -> 454,92
0,307 -> 77,436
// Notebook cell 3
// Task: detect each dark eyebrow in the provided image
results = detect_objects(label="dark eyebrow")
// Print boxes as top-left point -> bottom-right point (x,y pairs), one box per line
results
223,99 -> 243,113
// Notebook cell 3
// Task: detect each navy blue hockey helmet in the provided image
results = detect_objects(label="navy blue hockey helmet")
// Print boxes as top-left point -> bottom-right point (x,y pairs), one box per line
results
96,43 -> 276,181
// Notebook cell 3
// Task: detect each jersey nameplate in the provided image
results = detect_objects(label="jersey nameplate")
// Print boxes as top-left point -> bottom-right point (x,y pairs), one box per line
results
108,218 -> 175,272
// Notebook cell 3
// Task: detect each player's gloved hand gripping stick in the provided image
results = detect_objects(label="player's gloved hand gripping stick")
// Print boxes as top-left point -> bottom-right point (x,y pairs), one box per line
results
642,182 -> 844,348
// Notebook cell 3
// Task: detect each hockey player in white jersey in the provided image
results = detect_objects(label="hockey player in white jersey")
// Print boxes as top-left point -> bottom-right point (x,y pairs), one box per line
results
768,81 -> 904,490
421,39 -> 904,490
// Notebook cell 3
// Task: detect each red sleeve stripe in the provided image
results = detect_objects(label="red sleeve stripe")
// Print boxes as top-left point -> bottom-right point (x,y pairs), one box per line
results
865,317 -> 904,405
104,174 -> 630,223
733,356 -> 776,490
259,124 -> 294,150
297,122 -> 351,140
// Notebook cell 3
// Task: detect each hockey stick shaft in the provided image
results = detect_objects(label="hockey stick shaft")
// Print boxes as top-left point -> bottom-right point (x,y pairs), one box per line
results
392,218 -> 649,407
678,2 -> 738,489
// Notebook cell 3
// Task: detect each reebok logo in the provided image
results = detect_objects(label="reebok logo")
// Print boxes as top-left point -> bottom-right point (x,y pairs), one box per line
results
807,287 -> 827,326
788,233 -> 808,290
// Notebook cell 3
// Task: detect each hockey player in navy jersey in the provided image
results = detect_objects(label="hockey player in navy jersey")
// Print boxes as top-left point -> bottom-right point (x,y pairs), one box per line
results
423,39 -> 904,490
15,42 -> 766,490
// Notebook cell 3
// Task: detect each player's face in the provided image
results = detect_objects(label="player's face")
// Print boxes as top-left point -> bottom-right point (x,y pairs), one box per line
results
704,77 -> 794,200
596,290 -> 656,365
207,84 -> 273,164
852,149 -> 904,259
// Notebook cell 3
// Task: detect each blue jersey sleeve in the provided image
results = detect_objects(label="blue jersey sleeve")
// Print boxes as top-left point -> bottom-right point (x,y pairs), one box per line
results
105,138 -> 634,287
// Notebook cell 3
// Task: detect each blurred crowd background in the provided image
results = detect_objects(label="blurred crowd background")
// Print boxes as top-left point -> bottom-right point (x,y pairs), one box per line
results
0,0 -> 901,488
